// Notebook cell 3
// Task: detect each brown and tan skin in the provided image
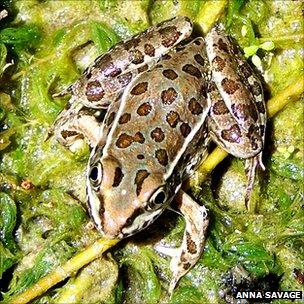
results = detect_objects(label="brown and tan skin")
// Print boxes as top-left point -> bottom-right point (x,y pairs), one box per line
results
87,38 -> 211,238
205,27 -> 266,205
51,17 -> 266,292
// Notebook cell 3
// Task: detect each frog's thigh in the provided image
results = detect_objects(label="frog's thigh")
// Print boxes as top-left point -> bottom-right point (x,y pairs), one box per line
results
79,16 -> 193,110
169,190 -> 209,293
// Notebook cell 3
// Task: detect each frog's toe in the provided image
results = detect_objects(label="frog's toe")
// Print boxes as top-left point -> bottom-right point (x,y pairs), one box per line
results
154,244 -> 179,258
244,152 -> 265,208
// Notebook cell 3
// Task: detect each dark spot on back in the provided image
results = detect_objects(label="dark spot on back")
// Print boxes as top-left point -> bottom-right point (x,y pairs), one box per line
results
131,82 -> 148,95
119,113 -> 131,124
183,262 -> 191,270
97,54 -> 122,77
94,53 -> 111,70
239,64 -> 252,78
200,83 -> 208,99
135,169 -> 150,196
124,37 -> 141,51
194,53 -> 205,66
138,64 -> 149,73
112,167 -> 124,187
180,122 -> 191,137
176,45 -> 185,52
162,69 -> 178,80
212,100 -> 229,115
212,55 -> 226,72
155,149 -> 168,166
106,112 -> 116,126
166,111 -> 180,128
256,101 -> 266,114
217,38 -> 229,53
116,133 -> 133,148
161,54 -> 172,60
251,81 -> 262,96
133,132 -> 145,144
188,97 -> 203,115
108,67 -> 122,77
144,43 -> 155,57
161,87 -> 178,105
86,81 -> 105,101
221,124 -> 241,143
118,72 -> 132,86
186,232 -> 197,254
137,102 -> 152,116
137,154 -> 145,160
182,64 -> 202,79
150,127 -> 165,142
207,81 -> 217,93
231,103 -> 258,122
221,78 -> 239,94
159,26 -> 181,48
129,49 -> 144,65
260,125 -> 265,136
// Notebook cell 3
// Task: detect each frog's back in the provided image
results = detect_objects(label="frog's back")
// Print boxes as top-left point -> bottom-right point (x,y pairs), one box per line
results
101,39 -> 211,183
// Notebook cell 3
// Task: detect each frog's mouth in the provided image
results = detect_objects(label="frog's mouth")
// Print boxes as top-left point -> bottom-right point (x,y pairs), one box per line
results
87,179 -> 165,239
120,208 -> 164,238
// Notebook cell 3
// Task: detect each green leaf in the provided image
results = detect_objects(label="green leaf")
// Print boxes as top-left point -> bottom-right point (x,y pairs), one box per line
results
226,0 -> 246,27
0,24 -> 42,49
0,43 -> 7,75
90,21 -> 120,53
0,241 -> 17,279
260,41 -> 275,51
243,44 -> 259,58
0,193 -> 18,252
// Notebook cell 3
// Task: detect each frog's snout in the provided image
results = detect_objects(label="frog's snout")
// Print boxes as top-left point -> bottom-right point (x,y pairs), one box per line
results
87,155 -> 139,238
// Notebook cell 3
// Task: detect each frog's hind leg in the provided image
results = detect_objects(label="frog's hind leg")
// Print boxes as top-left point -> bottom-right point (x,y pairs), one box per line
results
156,190 -> 209,294
206,26 -> 266,207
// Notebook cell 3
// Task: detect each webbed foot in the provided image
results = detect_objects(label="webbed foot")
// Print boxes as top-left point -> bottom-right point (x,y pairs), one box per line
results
155,190 -> 209,294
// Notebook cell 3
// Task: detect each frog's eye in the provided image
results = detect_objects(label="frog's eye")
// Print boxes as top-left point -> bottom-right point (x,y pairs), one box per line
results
147,187 -> 167,211
89,163 -> 102,188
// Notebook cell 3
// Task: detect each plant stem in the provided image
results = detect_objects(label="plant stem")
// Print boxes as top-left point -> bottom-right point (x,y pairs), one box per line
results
195,0 -> 228,34
10,75 -> 303,304
10,238 -> 118,304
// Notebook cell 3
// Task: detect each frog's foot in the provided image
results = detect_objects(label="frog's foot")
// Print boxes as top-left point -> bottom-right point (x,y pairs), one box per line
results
47,98 -> 102,149
156,190 -> 209,294
46,98 -> 80,141
244,152 -> 265,208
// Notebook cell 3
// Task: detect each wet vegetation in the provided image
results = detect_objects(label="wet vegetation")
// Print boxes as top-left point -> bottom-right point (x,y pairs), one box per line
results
0,0 -> 303,303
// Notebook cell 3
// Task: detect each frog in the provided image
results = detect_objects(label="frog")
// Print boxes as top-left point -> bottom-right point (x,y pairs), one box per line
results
49,16 -> 266,292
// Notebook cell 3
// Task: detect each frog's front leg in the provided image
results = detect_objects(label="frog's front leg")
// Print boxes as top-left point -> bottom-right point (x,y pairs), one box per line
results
205,27 -> 266,206
156,190 -> 209,293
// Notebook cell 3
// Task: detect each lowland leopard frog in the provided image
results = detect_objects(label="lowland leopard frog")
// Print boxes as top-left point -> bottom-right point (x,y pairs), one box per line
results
50,16 -> 266,291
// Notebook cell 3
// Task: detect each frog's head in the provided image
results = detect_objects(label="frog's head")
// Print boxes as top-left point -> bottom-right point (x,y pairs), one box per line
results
87,154 -> 171,239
